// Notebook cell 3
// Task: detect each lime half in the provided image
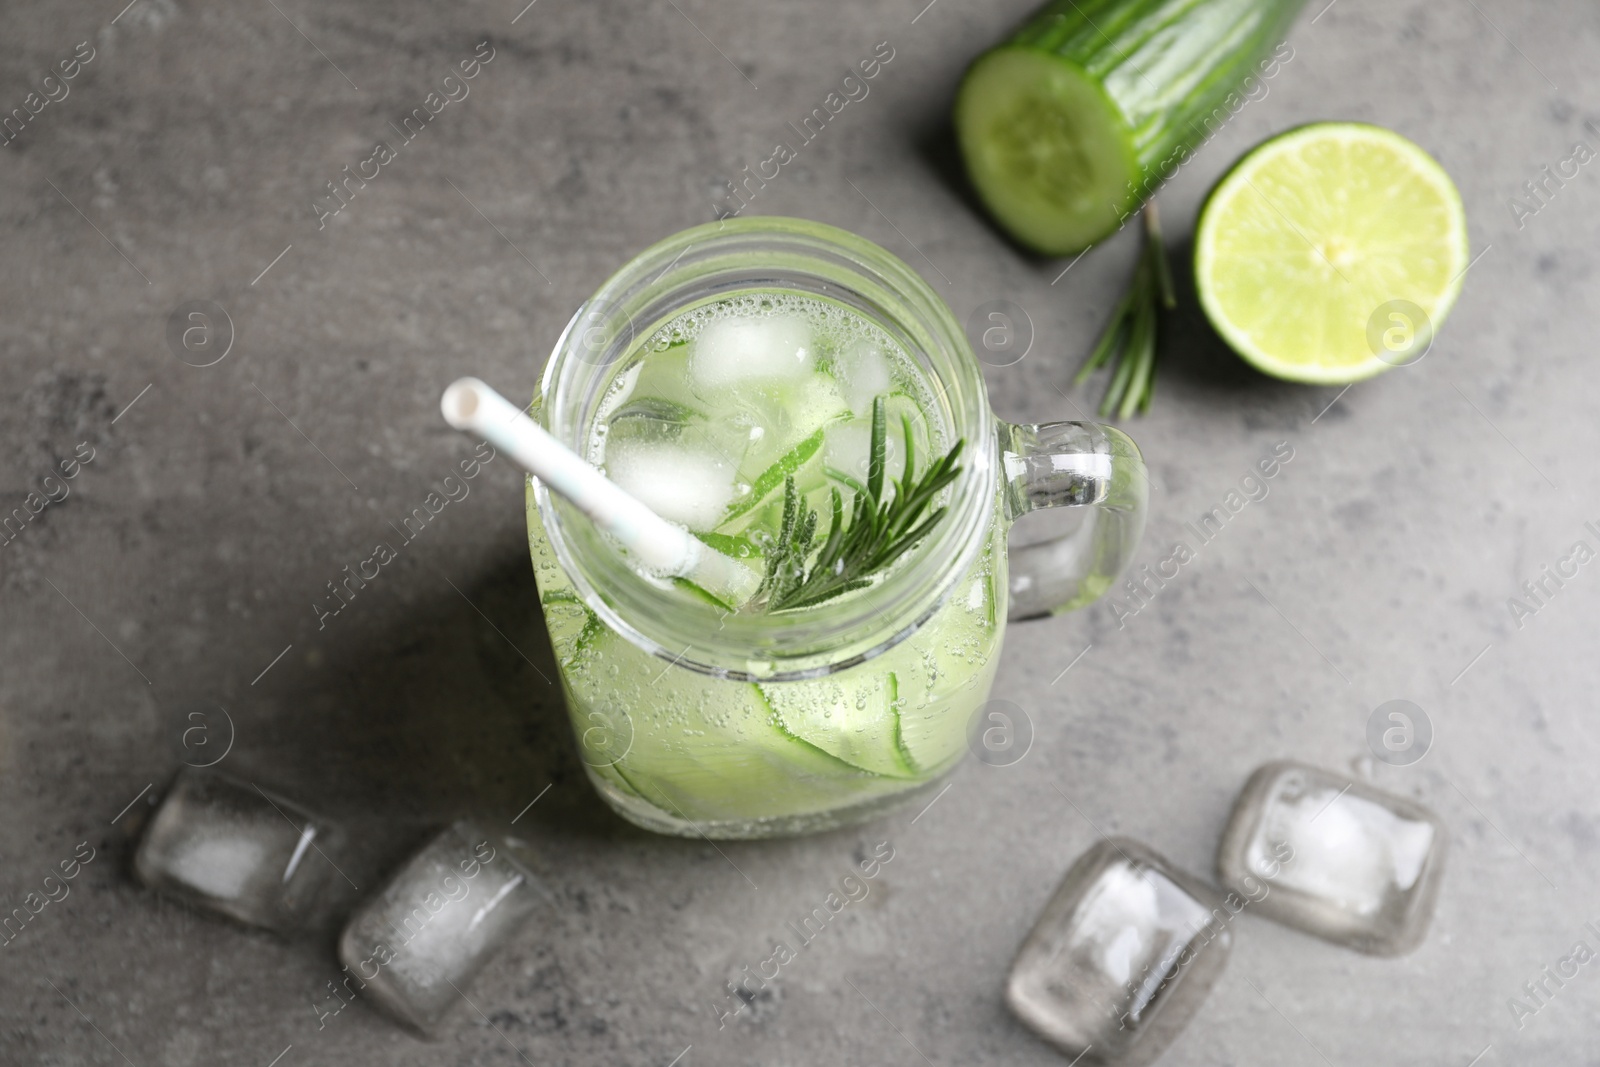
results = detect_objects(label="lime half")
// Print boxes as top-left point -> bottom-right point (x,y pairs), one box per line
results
1195,123 -> 1469,384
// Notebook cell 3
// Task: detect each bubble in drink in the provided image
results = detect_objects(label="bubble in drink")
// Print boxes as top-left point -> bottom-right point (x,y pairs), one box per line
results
1006,838 -> 1232,1066
337,821 -> 541,1035
1215,761 -> 1447,956
133,768 -> 344,933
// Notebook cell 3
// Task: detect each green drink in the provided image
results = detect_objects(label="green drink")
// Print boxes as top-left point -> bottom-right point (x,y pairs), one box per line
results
527,218 -> 1148,838
530,291 -> 1003,833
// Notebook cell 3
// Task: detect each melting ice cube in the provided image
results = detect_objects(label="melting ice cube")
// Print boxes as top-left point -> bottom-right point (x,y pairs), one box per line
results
338,821 -> 541,1035
835,338 -> 893,418
821,391 -> 933,490
688,313 -> 814,393
133,767 -> 343,933
822,419 -> 904,488
605,438 -> 737,531
1006,838 -> 1232,1066
1216,761 -> 1447,955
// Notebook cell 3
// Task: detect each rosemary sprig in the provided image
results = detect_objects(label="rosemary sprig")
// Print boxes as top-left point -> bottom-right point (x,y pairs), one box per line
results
757,396 -> 964,613
1074,200 -> 1177,419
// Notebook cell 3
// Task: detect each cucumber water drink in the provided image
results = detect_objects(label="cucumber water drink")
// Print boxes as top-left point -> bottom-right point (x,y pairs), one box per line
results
527,292 -> 1004,836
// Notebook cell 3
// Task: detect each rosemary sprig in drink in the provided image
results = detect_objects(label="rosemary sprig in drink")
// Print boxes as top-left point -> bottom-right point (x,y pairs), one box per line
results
757,396 -> 964,613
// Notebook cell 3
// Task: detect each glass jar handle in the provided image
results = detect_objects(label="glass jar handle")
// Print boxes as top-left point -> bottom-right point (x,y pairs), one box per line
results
998,421 -> 1148,620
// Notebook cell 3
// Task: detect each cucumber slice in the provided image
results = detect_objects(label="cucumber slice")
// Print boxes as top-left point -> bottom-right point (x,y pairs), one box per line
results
761,671 -> 920,780
724,424 -> 828,522
694,530 -> 762,561
956,47 -> 1139,256
572,629 -> 909,824
955,0 -> 1309,255
608,396 -> 703,436
897,687 -> 983,776
670,577 -> 735,611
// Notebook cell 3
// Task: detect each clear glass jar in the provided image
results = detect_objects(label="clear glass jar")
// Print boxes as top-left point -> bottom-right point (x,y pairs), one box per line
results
528,217 -> 1146,838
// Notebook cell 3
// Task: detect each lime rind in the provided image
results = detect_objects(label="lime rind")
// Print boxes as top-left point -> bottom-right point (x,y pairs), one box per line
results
1194,122 -> 1470,385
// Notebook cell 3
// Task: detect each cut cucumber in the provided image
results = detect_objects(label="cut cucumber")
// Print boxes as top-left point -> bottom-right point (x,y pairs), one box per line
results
898,656 -> 1000,774
956,48 -> 1137,256
670,577 -> 736,611
693,529 -> 762,561
955,0 -> 1309,254
762,671 -> 920,779
724,424 -> 828,522
573,629 -> 908,823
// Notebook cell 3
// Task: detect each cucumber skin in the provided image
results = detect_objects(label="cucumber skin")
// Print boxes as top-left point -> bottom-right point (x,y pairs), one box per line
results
1012,0 -> 1306,190
963,0 -> 1307,250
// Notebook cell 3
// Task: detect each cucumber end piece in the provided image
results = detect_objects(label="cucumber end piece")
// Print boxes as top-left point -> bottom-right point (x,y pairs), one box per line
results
955,47 -> 1141,256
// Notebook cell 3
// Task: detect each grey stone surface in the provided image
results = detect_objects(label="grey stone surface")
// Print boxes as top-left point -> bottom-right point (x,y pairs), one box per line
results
1,0 -> 1597,1064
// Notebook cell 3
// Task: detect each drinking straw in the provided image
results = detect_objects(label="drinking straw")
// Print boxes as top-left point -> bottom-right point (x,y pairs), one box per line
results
440,378 -> 760,606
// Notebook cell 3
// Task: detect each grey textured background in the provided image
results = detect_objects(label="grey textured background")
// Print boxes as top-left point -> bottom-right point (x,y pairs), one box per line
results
2,0 -> 1597,1064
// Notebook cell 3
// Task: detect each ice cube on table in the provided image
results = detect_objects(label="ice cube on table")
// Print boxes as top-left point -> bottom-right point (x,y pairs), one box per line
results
688,314 -> 814,393
604,437 -> 736,531
133,767 -> 343,934
1216,760 -> 1446,956
1006,838 -> 1232,1066
338,821 -> 541,1035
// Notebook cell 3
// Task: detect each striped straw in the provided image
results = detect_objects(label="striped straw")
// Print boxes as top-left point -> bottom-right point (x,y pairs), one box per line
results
440,377 -> 760,606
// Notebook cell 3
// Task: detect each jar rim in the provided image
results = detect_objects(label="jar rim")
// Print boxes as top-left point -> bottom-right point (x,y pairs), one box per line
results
535,216 -> 995,681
